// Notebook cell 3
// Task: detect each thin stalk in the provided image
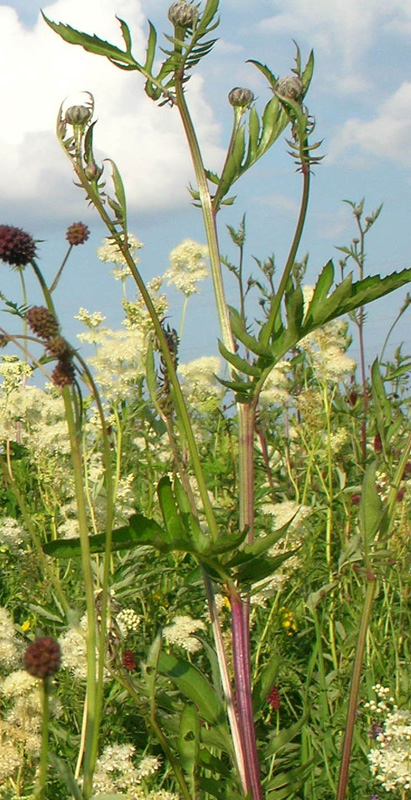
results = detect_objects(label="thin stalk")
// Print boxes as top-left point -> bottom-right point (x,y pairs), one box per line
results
336,575 -> 376,800
261,162 -> 310,349
49,243 -> 73,292
36,677 -> 51,800
62,389 -> 97,798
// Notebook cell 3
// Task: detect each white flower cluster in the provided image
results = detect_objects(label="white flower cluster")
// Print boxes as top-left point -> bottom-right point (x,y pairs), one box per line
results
97,234 -> 143,267
75,308 -> 106,329
163,615 -> 206,654
0,607 -> 19,668
92,743 -> 161,797
259,361 -> 290,407
0,356 -> 32,394
299,288 -> 356,381
117,608 -> 141,634
164,239 -> 209,297
0,517 -> 27,549
366,685 -> 411,792
178,356 -> 222,413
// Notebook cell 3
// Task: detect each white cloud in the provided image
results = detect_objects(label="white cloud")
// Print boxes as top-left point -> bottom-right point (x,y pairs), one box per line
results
258,0 -> 411,95
0,0 -> 224,220
328,82 -> 411,166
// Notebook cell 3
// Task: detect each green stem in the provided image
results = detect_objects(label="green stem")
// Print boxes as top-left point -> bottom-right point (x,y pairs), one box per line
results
261,162 -> 311,349
36,677 -> 51,799
62,388 -> 97,797
336,575 -> 376,800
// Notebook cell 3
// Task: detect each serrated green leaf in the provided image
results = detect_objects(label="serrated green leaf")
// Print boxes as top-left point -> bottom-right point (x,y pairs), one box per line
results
285,283 -> 304,338
105,159 -> 127,223
41,14 -> 138,68
322,268 -> 411,323
144,20 -> 157,71
301,49 -> 314,95
42,513 -> 168,558
303,260 -> 335,324
247,59 -> 278,89
218,340 -> 261,377
116,16 -> 132,53
229,307 -> 273,359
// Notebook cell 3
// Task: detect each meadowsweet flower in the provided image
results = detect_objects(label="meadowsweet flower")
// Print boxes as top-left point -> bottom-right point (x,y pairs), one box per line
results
178,356 -> 222,412
86,328 -> 146,402
0,356 -> 32,393
123,277 -> 168,335
117,609 -> 141,634
1,670 -> 38,697
75,308 -> 106,328
93,743 -> 141,795
259,361 -> 290,407
368,708 -> 411,792
163,615 -> 206,653
0,607 -> 19,668
97,234 -> 143,266
136,755 -> 161,778
164,239 -> 209,297
0,517 -> 27,549
0,740 -> 21,781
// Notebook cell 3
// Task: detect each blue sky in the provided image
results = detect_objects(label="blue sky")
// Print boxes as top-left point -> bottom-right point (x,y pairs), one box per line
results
1,0 -> 410,368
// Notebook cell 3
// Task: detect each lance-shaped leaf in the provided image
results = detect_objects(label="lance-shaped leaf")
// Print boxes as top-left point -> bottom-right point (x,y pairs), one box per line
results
157,652 -> 228,730
42,513 -> 170,558
42,14 -> 139,69
178,705 -> 200,793
359,462 -> 384,554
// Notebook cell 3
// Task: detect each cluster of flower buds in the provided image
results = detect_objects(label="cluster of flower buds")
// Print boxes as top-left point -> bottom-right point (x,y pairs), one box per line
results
26,305 -> 75,387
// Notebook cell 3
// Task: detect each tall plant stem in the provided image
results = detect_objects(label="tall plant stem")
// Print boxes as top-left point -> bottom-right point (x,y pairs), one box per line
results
174,71 -> 262,800
336,574 -> 376,800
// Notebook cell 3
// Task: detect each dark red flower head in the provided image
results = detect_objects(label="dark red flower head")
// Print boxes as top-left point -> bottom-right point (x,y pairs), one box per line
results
0,225 -> 36,267
268,685 -> 281,711
24,636 -> 61,679
26,306 -> 59,340
66,222 -> 90,246
122,649 -> 137,671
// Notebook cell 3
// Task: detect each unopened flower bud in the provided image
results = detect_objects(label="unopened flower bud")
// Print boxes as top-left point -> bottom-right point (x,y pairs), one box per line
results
84,162 -> 103,182
168,1 -> 199,27
228,87 -> 254,108
65,105 -> 92,126
275,76 -> 303,101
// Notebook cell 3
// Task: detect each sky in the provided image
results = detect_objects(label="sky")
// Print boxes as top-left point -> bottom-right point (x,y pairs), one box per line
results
1,0 -> 411,371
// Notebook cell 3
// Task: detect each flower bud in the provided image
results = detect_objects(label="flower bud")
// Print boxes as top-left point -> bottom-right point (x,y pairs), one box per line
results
228,87 -> 254,108
65,105 -> 92,126
51,359 -> 76,388
275,76 -> 303,101
168,1 -> 199,27
84,162 -> 103,182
